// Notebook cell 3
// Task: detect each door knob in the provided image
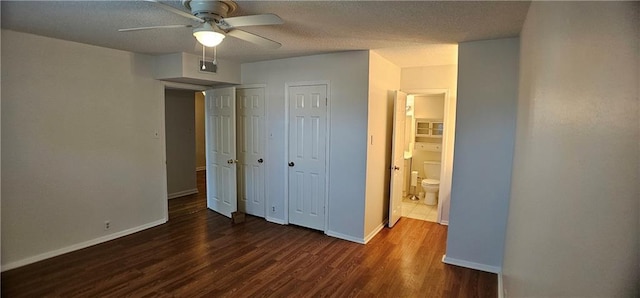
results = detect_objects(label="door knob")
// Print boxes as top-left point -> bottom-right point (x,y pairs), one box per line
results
258,158 -> 264,163
288,162 -> 295,167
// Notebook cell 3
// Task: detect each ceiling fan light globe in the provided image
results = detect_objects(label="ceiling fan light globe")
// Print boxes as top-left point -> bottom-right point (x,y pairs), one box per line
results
193,30 -> 225,47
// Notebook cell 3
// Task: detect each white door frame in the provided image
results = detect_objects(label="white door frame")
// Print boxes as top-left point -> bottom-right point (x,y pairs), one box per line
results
284,81 -> 331,231
402,88 -> 453,225
236,84 -> 268,217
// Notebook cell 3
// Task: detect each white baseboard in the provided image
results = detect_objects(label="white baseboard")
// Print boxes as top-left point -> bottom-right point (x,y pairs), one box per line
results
265,216 -> 286,225
325,230 -> 365,244
363,221 -> 387,244
498,271 -> 504,298
439,220 -> 449,226
168,188 -> 198,199
441,255 -> 501,273
196,166 -> 206,172
1,218 -> 167,272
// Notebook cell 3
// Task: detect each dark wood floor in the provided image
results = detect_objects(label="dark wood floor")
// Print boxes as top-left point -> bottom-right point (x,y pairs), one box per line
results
1,171 -> 497,297
168,170 -> 208,219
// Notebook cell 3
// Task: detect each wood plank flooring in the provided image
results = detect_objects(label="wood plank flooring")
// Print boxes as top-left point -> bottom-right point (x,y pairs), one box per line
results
168,170 -> 208,219
1,171 -> 497,297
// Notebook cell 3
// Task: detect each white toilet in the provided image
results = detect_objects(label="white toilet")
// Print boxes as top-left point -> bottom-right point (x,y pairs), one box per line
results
421,161 -> 441,205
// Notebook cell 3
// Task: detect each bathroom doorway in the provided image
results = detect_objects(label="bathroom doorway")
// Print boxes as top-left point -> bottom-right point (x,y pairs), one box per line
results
396,89 -> 456,224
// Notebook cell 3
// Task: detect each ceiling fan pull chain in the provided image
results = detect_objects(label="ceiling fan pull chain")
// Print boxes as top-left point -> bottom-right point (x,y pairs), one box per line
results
202,44 -> 206,70
213,46 -> 217,65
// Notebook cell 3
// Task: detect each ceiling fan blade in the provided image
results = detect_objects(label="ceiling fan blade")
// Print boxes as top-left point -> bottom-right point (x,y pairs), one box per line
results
145,0 -> 204,23
219,14 -> 284,29
227,29 -> 282,49
118,24 -> 193,32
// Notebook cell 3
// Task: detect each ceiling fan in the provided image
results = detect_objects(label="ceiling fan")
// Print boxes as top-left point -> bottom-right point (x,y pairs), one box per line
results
119,0 -> 284,49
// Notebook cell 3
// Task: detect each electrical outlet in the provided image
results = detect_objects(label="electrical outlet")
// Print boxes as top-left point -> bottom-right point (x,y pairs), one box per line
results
104,221 -> 110,231
272,206 -> 276,213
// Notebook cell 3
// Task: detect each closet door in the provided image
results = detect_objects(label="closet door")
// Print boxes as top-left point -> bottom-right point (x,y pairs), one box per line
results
237,87 -> 266,217
287,84 -> 327,231
205,87 -> 237,218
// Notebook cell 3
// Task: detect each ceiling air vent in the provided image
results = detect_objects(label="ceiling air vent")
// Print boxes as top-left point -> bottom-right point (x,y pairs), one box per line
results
199,60 -> 217,73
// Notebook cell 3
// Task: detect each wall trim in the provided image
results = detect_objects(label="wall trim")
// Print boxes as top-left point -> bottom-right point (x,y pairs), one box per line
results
1,218 -> 167,272
265,216 -> 286,225
167,188 -> 199,199
441,255 -> 501,273
364,221 -> 387,244
326,230 -> 365,244
439,220 -> 449,226
498,271 -> 504,298
196,166 -> 206,172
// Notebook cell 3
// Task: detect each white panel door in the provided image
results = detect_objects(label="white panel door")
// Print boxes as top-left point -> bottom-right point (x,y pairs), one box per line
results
205,87 -> 237,218
237,87 -> 266,217
389,90 -> 407,228
288,84 -> 327,231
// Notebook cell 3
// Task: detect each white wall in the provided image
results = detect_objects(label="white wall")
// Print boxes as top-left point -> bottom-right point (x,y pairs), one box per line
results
1,30 -> 167,269
401,65 -> 457,223
503,2 -> 639,296
241,51 -> 370,241
195,92 -> 206,170
402,65 -> 457,91
444,38 -> 519,273
364,51 -> 400,240
165,89 -> 197,197
414,95 -> 444,119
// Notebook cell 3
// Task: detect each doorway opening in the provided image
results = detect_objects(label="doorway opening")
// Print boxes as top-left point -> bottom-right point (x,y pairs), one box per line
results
388,88 -> 456,227
400,90 -> 453,223
164,87 -> 208,220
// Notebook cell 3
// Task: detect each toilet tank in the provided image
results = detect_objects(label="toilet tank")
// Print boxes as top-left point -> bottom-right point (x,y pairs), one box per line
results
423,161 -> 441,180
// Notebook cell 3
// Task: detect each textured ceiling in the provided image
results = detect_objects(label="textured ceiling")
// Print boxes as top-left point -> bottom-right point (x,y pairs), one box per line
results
1,1 -> 530,65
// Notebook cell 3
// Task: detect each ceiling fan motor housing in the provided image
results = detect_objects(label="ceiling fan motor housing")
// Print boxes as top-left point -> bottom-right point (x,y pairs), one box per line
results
183,0 -> 238,21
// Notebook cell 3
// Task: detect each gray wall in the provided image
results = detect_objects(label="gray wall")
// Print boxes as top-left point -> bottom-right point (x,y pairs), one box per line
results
444,38 -> 519,272
241,51 -> 370,241
503,2 -> 639,296
165,89 -> 197,197
1,30 -> 167,269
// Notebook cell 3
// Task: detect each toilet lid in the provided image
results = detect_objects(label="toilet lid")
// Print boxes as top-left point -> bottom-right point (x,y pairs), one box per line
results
422,179 -> 440,185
